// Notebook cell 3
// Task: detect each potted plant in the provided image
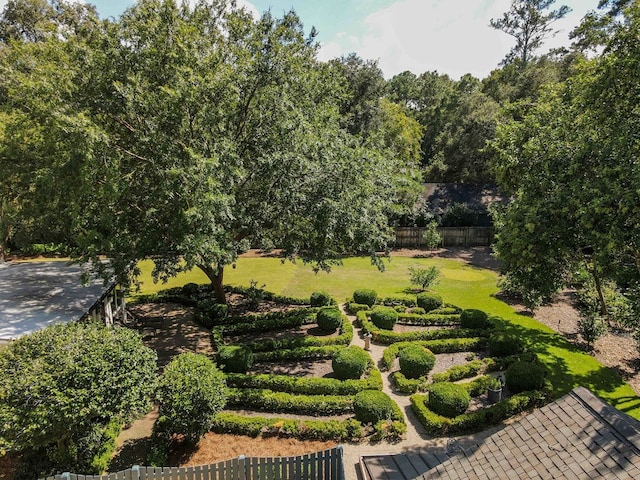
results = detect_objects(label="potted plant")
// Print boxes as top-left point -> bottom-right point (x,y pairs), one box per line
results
487,376 -> 503,404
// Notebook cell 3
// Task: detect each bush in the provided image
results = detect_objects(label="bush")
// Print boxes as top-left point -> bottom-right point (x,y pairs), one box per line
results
488,333 -> 525,357
409,307 -> 426,315
181,282 -> 201,296
226,388 -> 353,416
460,309 -> 488,329
578,314 -> 608,349
431,359 -> 485,383
416,292 -> 443,312
505,361 -> 546,393
316,307 -> 343,332
353,289 -> 377,307
370,306 -> 398,330
332,346 -> 369,380
157,353 -> 227,442
346,302 -> 371,314
427,382 -> 470,418
353,391 -> 401,424
310,291 -> 332,307
398,345 -> 436,379
408,266 -> 440,290
217,345 -> 253,373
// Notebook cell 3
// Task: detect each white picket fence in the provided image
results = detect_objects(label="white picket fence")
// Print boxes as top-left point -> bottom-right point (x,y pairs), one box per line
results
42,447 -> 345,480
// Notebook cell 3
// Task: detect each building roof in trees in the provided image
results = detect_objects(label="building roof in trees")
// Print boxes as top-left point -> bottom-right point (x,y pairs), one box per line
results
360,387 -> 640,479
422,183 -> 505,215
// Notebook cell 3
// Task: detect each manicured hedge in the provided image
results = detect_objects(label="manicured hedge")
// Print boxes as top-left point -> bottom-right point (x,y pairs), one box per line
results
460,309 -> 489,329
390,371 -> 426,394
226,388 -> 353,416
370,306 -> 398,330
217,309 -> 317,335
253,345 -> 344,362
241,316 -> 353,352
396,312 -> 461,326
488,333 -> 526,357
316,307 -> 343,332
398,345 -> 436,379
225,368 -> 383,395
310,291 -> 332,307
353,289 -> 377,307
381,339 -> 488,371
379,295 -> 417,307
505,361 -> 547,393
217,345 -> 253,373
345,302 -> 371,315
483,352 -> 539,372
416,293 -> 443,312
428,382 -> 470,418
332,346 -> 370,380
227,285 -> 309,305
411,384 -> 551,436
353,391 -> 404,424
431,359 -> 486,383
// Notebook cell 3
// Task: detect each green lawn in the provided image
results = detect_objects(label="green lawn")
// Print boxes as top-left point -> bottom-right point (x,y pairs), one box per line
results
133,255 -> 640,419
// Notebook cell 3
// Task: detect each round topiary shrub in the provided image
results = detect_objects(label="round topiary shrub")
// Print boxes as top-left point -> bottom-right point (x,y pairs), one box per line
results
416,292 -> 443,312
332,346 -> 369,380
181,282 -> 201,296
489,333 -> 525,357
505,361 -> 546,393
310,291 -> 331,307
370,306 -> 398,330
353,390 -> 397,424
409,307 -> 426,315
398,345 -> 436,379
460,309 -> 489,329
216,345 -> 253,373
157,353 -> 227,442
353,289 -> 377,307
428,382 -> 471,418
316,307 -> 342,332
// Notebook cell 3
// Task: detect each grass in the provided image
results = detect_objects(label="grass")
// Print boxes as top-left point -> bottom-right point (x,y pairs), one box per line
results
133,254 -> 640,419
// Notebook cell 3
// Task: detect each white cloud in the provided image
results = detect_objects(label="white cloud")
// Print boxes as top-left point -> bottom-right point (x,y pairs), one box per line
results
318,0 -> 589,79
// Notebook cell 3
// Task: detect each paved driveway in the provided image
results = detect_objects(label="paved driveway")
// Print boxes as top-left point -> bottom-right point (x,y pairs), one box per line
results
0,261 -> 107,341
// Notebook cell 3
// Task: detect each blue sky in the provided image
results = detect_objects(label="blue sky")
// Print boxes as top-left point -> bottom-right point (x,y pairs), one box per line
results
0,0 -> 601,79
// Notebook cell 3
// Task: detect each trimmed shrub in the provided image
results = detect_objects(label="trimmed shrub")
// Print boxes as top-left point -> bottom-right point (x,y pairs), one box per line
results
181,282 -> 201,296
226,388 -> 353,416
332,346 -> 369,380
428,382 -> 470,418
489,333 -> 525,357
409,307 -> 426,315
157,353 -> 227,442
370,306 -> 398,330
394,305 -> 408,313
353,390 -> 400,424
391,371 -> 426,394
310,291 -> 332,307
416,292 -> 443,312
398,345 -> 436,379
346,302 -> 371,315
217,345 -> 253,373
505,361 -> 546,393
431,359 -> 485,383
460,309 -> 488,329
316,307 -> 342,332
353,289 -> 377,307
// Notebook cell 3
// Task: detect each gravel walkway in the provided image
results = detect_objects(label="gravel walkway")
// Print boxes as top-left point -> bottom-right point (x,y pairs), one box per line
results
338,305 -> 501,480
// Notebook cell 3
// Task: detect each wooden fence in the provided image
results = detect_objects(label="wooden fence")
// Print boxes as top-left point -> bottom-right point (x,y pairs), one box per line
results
394,227 -> 494,248
42,447 -> 345,480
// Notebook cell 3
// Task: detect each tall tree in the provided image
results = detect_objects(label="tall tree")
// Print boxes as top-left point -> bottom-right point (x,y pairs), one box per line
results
490,0 -> 571,67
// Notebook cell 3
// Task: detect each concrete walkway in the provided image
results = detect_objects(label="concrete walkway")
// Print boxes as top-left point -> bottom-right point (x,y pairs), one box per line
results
339,305 -> 501,480
0,260 -> 106,341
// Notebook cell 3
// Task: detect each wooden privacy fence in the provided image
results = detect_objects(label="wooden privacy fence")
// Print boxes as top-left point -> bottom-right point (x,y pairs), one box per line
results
42,447 -> 345,480
394,227 -> 494,248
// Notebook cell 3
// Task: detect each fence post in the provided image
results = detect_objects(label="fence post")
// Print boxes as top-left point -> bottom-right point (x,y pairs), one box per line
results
60,474 -> 70,480
238,454 -> 247,480
131,465 -> 140,480
336,445 -> 345,480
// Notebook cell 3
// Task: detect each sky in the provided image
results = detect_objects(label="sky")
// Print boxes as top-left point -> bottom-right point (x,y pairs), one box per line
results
0,0 -> 602,79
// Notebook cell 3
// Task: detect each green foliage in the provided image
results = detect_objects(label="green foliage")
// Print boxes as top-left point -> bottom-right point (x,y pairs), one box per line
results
410,307 -> 426,315
316,307 -> 343,332
488,332 -> 525,357
353,289 -> 377,307
310,290 -> 332,307
427,382 -> 471,418
398,345 -> 436,379
379,295 -> 417,307
396,312 -> 460,326
576,281 -> 635,328
346,302 -> 372,314
0,322 -> 156,474
431,360 -> 486,383
253,345 -> 344,363
441,203 -> 480,227
408,266 -> 441,290
460,309 -> 489,329
211,412 -> 363,442
217,346 -> 253,374
423,221 -> 442,249
370,306 -> 398,330
505,361 -> 547,393
577,314 -> 608,349
390,371 -> 426,394
216,309 -> 316,335
194,300 -> 229,329
353,391 -> 403,424
226,388 -> 353,416
157,353 -> 227,443
416,292 -> 444,311
332,346 -> 370,380
381,338 -> 488,371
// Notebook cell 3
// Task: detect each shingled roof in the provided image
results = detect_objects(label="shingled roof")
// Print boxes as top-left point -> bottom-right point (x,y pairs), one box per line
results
361,387 -> 640,480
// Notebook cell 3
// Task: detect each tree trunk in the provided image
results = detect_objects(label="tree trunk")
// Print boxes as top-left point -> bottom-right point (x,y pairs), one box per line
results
197,264 -> 226,305
591,268 -> 609,323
